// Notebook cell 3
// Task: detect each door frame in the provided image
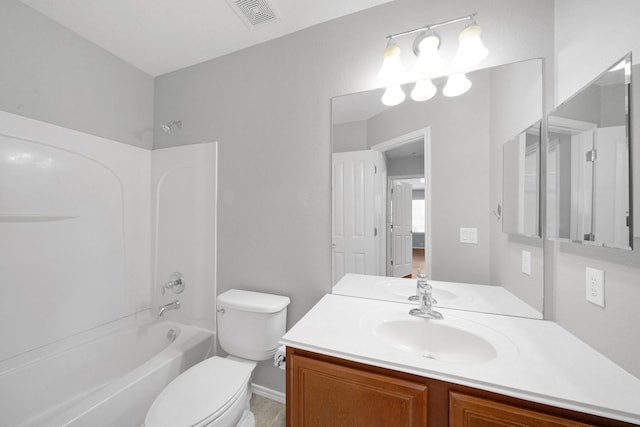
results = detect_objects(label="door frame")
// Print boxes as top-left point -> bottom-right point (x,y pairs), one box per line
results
371,127 -> 432,278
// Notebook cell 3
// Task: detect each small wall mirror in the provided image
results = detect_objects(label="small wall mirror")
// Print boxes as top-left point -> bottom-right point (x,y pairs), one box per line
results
547,53 -> 632,249
502,121 -> 541,237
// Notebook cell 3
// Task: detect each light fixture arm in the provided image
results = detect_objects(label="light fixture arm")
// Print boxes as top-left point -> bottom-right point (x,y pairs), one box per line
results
384,13 -> 477,42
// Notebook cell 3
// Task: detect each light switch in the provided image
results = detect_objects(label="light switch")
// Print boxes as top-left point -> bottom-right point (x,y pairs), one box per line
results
459,227 -> 478,244
586,267 -> 605,307
521,250 -> 531,275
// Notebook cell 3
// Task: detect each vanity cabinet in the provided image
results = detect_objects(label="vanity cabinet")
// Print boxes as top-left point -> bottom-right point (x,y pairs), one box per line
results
286,348 -> 635,427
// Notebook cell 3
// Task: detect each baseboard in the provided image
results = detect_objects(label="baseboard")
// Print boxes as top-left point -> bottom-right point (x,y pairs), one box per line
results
251,383 -> 286,404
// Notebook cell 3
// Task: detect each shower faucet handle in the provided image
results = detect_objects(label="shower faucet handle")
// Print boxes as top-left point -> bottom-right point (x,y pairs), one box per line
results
162,272 -> 185,295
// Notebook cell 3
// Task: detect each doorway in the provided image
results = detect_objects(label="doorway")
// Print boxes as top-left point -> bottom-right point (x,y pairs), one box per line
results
389,176 -> 426,278
371,127 -> 431,279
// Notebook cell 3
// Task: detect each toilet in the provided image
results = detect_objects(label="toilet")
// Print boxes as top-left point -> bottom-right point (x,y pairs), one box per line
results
145,289 -> 290,427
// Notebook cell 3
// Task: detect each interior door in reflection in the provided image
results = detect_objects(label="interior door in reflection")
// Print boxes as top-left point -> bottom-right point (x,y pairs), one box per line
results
390,180 -> 413,278
332,150 -> 385,284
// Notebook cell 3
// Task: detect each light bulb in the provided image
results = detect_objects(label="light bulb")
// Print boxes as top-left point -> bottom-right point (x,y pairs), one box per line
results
452,24 -> 488,69
443,73 -> 472,97
381,85 -> 406,106
414,35 -> 443,79
411,79 -> 437,102
378,44 -> 406,85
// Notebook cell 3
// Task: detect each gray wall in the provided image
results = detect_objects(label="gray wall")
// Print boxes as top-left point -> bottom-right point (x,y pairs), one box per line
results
0,1 -> 154,149
154,0 -> 554,391
332,121 -> 368,153
552,0 -> 640,378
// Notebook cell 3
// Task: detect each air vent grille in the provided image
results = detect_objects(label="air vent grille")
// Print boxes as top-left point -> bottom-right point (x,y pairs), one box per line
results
229,0 -> 278,27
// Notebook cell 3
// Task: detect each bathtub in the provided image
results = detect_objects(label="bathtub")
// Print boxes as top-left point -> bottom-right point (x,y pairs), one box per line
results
0,312 -> 214,427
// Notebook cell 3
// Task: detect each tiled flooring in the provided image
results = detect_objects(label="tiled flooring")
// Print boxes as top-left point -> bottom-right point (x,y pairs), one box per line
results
251,394 -> 285,427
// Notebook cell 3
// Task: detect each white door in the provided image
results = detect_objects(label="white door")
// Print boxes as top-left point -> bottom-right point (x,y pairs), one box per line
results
332,151 -> 384,284
570,129 -> 595,241
594,126 -> 629,247
391,181 -> 412,278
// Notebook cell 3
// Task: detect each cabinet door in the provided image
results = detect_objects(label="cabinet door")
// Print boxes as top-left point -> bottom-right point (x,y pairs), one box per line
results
289,353 -> 427,427
450,392 -> 593,427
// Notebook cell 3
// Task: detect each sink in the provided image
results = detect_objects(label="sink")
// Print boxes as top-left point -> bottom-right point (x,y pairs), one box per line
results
375,279 -> 459,302
361,311 -> 518,365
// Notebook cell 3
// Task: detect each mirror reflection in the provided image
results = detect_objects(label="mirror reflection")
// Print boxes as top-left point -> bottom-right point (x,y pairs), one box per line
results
547,53 -> 632,249
331,59 -> 544,318
502,121 -> 541,237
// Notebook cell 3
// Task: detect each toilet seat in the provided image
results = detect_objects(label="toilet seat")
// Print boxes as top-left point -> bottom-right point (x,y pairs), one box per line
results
145,356 -> 253,427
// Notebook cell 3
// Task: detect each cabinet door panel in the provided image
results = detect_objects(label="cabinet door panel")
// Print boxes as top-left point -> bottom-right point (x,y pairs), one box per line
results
450,392 -> 593,427
289,354 -> 427,427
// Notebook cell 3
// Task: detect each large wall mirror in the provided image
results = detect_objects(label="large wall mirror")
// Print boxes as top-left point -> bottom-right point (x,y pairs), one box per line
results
547,53 -> 632,249
331,59 -> 544,319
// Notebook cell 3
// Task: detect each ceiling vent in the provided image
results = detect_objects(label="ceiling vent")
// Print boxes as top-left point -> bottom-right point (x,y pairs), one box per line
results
226,0 -> 279,28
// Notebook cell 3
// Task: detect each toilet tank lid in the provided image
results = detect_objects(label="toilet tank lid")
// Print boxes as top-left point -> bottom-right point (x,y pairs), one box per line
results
218,289 -> 290,313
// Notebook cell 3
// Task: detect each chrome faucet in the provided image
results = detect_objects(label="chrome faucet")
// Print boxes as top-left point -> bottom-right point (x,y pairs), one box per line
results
158,299 -> 180,317
409,277 -> 443,320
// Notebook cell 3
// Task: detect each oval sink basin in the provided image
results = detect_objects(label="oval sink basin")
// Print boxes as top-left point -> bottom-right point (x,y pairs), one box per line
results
375,279 -> 458,302
362,311 -> 518,365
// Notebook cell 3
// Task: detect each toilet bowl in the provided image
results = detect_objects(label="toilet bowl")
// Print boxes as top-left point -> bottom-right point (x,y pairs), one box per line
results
145,289 -> 290,427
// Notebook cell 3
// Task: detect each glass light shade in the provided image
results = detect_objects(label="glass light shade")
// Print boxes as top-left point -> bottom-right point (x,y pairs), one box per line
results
381,85 -> 406,106
443,73 -> 472,97
413,35 -> 443,79
378,44 -> 406,85
452,24 -> 488,69
410,79 -> 437,102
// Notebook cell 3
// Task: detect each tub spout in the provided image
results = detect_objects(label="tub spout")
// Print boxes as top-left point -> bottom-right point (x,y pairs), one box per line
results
158,300 -> 180,317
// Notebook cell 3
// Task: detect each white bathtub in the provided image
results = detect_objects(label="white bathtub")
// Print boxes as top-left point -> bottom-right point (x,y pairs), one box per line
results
0,312 -> 214,427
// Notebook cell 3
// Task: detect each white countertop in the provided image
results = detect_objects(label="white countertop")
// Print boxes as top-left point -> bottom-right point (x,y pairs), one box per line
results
281,293 -> 640,424
333,273 -> 543,318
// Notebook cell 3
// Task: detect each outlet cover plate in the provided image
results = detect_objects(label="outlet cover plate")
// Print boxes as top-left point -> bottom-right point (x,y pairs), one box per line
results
586,267 -> 605,307
459,227 -> 478,244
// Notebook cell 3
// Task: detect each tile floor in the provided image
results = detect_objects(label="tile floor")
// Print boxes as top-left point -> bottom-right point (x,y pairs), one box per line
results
251,394 -> 285,427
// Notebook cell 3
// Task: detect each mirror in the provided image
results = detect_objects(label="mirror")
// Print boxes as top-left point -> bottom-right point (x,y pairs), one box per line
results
502,121 -> 541,237
331,59 -> 544,318
547,53 -> 632,249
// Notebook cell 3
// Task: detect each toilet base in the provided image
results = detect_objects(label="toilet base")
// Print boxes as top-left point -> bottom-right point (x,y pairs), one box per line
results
237,410 -> 255,427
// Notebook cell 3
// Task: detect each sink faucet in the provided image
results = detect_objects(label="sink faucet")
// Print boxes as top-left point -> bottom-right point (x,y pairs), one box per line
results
409,277 -> 443,320
159,299 -> 180,317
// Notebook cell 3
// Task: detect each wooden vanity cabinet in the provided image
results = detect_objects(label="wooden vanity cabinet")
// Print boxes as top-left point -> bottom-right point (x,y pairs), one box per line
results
286,348 -> 636,427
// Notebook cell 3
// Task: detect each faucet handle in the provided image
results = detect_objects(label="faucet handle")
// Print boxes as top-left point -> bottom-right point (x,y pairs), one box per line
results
162,272 -> 185,295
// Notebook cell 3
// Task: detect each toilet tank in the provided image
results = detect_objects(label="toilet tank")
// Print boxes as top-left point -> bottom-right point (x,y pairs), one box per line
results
217,289 -> 290,361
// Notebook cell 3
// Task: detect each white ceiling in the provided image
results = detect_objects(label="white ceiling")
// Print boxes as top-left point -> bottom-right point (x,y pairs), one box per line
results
19,0 -> 392,77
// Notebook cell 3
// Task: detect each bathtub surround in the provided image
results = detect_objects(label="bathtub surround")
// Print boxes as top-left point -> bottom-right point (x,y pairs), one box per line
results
151,143 -> 218,332
0,110 -> 218,425
0,111 -> 151,363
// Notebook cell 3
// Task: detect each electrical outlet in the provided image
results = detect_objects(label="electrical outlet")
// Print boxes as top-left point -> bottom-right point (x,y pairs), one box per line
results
585,267 -> 605,307
521,250 -> 531,275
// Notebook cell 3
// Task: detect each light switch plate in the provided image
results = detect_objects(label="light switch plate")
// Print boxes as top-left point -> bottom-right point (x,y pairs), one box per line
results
459,227 -> 478,244
585,267 -> 605,307
521,250 -> 531,275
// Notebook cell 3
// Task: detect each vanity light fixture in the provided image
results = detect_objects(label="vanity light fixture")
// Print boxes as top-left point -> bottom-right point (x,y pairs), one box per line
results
381,85 -> 406,106
378,13 -> 488,106
452,18 -> 489,69
411,78 -> 437,101
443,73 -> 472,97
